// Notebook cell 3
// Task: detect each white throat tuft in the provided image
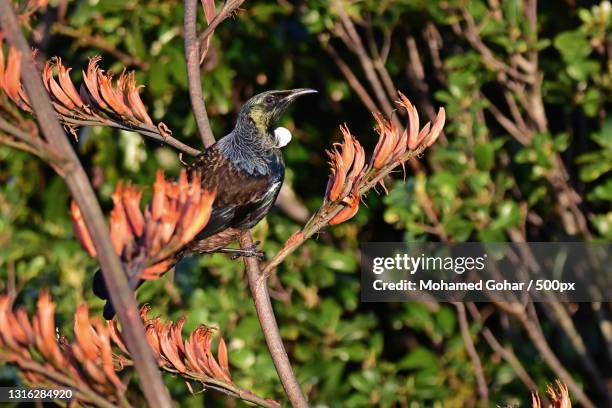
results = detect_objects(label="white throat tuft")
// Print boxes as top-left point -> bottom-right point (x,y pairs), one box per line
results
274,127 -> 292,148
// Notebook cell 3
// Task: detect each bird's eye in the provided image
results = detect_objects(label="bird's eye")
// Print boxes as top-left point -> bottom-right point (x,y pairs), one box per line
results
264,96 -> 274,105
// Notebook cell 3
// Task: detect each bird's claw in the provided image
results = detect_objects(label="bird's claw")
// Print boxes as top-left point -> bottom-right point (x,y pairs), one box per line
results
230,250 -> 265,261
219,241 -> 265,260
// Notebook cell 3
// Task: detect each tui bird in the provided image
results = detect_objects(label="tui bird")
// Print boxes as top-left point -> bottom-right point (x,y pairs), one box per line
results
94,88 -> 317,318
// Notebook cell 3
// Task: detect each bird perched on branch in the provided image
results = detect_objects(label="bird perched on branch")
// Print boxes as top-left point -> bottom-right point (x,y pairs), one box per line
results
94,88 -> 317,318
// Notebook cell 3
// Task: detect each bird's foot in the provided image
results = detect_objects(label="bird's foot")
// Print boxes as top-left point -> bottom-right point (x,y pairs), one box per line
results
217,241 -> 265,260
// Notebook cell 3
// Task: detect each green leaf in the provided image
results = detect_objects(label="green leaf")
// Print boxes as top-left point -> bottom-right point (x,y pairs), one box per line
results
554,30 -> 591,61
579,160 -> 612,182
567,59 -> 600,82
398,347 -> 439,370
473,144 -> 494,170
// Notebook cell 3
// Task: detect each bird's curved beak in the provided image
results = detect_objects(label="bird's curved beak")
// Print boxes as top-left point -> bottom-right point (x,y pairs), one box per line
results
281,88 -> 318,103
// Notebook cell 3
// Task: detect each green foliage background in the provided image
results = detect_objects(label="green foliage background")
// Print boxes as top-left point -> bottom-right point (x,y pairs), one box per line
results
0,0 -> 610,406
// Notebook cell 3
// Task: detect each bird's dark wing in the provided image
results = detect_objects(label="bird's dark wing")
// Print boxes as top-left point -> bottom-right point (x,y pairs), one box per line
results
189,145 -> 284,240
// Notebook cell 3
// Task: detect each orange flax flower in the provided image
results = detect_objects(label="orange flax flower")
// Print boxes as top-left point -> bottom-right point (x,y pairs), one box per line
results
70,170 -> 215,281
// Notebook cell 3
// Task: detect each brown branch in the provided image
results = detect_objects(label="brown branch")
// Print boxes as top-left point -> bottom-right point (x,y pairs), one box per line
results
404,36 -> 448,144
61,116 -> 201,157
547,301 -> 611,402
0,3 -> 173,407
495,302 -> 595,408
364,20 -> 397,104
331,0 -> 395,116
239,232 -> 309,408
453,303 -> 489,407
184,0 -> 216,148
277,183 -> 310,224
320,37 -> 379,113
197,0 -> 246,59
592,302 -> 612,362
466,303 -> 539,395
484,96 -> 531,145
0,117 -> 66,164
168,372 -> 279,408
52,24 -> 149,69
457,9 -> 533,84
10,358 -> 120,408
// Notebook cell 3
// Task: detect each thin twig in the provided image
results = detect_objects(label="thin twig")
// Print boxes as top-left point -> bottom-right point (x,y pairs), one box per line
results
60,116 -> 201,156
331,0 -> 394,116
9,358 -> 121,408
197,0 -> 245,59
363,20 -> 397,104
320,37 -> 379,113
184,0 -> 216,148
277,183 -> 310,224
159,367 -> 280,408
466,303 -> 539,394
52,24 -> 149,69
239,233 -> 309,408
495,302 -> 595,408
454,303 -> 489,407
0,117 -> 66,163
404,36 -> 448,143
0,3 -> 173,407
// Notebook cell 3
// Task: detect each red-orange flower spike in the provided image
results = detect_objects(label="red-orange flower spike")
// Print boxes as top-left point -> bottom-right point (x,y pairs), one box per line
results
56,60 -> 84,109
4,48 -> 25,109
44,61 -> 75,110
159,328 -> 186,373
218,336 -> 230,375
14,308 -> 34,344
122,184 -> 145,237
126,72 -> 153,125
94,320 -> 126,392
548,381 -> 571,408
398,92 -> 421,150
370,113 -> 396,169
158,211 -> 178,244
4,305 -> 27,346
424,107 -> 446,148
141,259 -> 175,280
326,149 -> 346,201
82,57 -> 108,110
179,190 -> 215,244
109,201 -> 132,256
329,190 -> 360,225
98,73 -> 130,116
151,170 -> 167,221
36,292 -> 64,367
337,124 -> 355,173
347,138 -> 366,184
74,305 -> 99,361
71,200 -> 97,257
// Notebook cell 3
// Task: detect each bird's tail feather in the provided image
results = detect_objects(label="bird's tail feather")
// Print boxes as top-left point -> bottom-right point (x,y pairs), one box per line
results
93,253 -> 182,320
92,270 -> 117,320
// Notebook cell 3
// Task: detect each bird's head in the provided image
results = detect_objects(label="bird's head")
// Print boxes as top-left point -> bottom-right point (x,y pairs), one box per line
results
237,89 -> 317,138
